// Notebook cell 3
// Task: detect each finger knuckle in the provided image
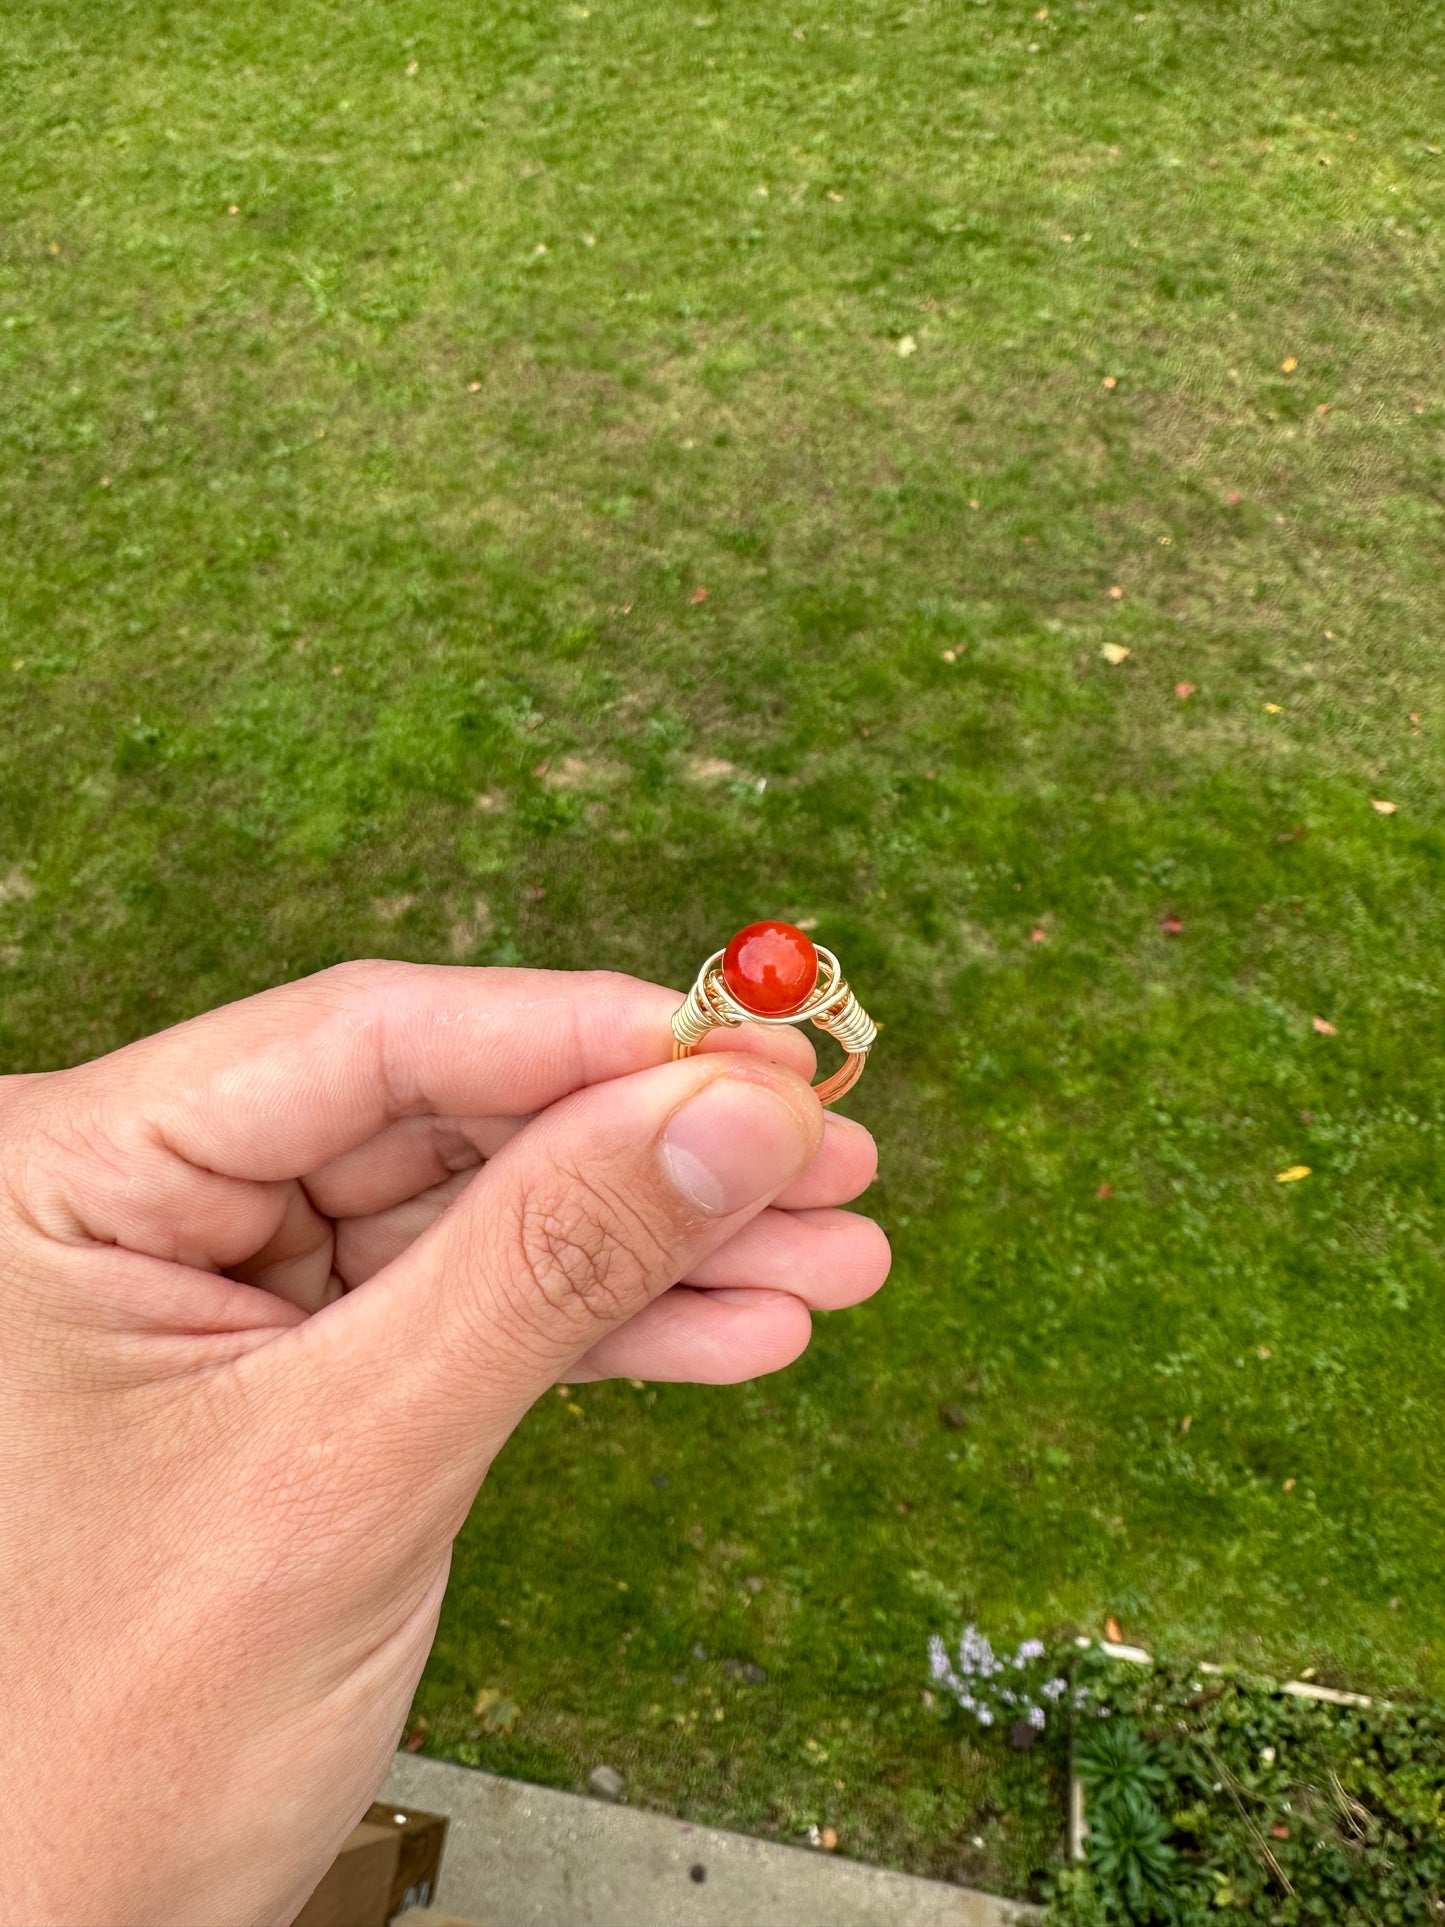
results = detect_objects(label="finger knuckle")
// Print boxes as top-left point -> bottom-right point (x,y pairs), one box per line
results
316,956 -> 409,999
507,1166 -> 662,1331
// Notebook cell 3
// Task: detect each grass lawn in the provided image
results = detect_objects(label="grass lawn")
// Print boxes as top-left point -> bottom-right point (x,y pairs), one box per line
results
3,0 -> 1443,1898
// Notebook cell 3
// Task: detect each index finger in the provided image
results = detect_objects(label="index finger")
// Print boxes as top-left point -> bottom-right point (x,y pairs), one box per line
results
64,960 -> 820,1181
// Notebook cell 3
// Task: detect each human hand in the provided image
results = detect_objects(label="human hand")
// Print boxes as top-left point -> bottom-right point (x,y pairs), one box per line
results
0,962 -> 887,1925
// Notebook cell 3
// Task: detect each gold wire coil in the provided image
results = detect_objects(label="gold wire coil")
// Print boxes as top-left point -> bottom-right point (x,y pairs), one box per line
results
670,945 -> 876,1106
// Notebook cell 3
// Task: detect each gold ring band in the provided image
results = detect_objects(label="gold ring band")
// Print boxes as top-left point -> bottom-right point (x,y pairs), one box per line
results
671,928 -> 876,1107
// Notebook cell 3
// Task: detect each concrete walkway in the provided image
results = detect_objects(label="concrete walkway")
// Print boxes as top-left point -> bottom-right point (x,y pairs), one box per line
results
380,1754 -> 1037,1927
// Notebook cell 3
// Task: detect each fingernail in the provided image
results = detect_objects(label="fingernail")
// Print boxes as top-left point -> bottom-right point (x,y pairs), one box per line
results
661,1073 -> 813,1216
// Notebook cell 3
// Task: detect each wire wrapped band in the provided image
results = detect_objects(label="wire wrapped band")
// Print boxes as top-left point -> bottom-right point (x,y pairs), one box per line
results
670,946 -> 876,1106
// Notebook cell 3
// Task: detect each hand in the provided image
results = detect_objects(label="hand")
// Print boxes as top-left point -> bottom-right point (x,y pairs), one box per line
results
0,961 -> 887,1926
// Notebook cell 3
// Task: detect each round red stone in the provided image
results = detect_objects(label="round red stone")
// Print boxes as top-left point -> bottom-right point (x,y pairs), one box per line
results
722,920 -> 818,1016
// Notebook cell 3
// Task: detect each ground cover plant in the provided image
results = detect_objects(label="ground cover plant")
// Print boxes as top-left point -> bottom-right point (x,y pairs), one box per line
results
1047,1647 -> 1445,1922
2,0 -> 1443,1899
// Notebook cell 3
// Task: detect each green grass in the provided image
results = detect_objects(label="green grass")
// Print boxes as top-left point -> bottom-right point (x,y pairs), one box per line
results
3,0 -> 1443,1898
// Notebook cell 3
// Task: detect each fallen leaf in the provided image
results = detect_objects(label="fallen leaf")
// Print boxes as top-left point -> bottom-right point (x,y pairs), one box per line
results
1371,798 -> 1397,814
1264,702 -> 1283,713
1175,681 -> 1197,699
940,647 -> 960,662
1105,1617 -> 1123,1642
1180,1414 -> 1193,1435
1226,490 -> 1244,506
1160,913 -> 1184,936
1275,1166 -> 1310,1183
1257,1345 -> 1273,1360
1316,401 -> 1332,416
1029,927 -> 1047,943
1100,642 -> 1130,664
227,203 -> 240,216
1096,1182 -> 1114,1200
1270,1823 -> 1291,1840
689,586 -> 710,604
1409,711 -> 1420,723
896,334 -> 918,358
1283,1478 -> 1296,1493
473,1688 -> 521,1733
1311,1016 -> 1337,1036
1281,355 -> 1298,373
1106,584 -> 1124,600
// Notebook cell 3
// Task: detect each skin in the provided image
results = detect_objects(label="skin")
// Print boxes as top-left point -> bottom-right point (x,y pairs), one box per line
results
0,961 -> 889,1927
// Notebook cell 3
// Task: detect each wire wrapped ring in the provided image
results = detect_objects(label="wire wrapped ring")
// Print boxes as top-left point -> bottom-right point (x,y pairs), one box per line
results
671,934 -> 876,1106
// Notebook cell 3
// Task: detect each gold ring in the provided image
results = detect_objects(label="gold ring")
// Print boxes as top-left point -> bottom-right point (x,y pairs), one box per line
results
671,920 -> 877,1106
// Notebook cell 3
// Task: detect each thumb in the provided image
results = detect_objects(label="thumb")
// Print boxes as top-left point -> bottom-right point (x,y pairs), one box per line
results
305,1053 -> 823,1476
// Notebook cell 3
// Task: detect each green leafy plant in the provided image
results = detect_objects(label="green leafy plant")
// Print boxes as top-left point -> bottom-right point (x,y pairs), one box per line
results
1073,1717 -> 1169,1805
1073,1720 -> 1176,1915
1044,1648 -> 1445,1926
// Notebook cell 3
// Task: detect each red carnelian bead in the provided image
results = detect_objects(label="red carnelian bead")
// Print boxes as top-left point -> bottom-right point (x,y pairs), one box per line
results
721,920 -> 818,1016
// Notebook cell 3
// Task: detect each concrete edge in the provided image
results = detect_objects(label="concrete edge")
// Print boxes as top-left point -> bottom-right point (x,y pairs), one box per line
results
381,1752 -> 1041,1927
